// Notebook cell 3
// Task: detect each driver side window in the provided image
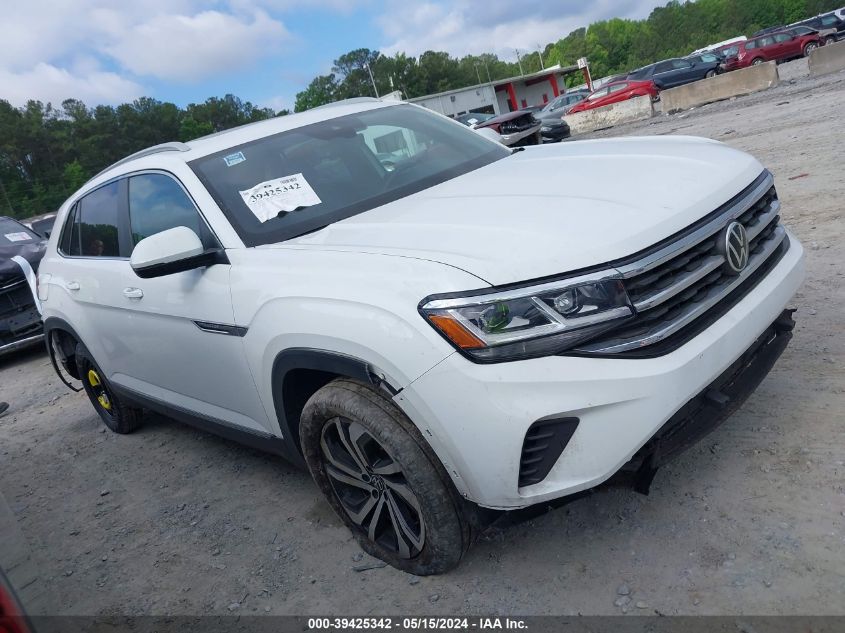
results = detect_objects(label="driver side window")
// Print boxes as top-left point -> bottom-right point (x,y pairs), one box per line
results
128,173 -> 218,252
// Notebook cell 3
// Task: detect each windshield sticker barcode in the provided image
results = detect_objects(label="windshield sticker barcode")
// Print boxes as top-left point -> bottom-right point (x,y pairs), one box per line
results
238,174 -> 322,223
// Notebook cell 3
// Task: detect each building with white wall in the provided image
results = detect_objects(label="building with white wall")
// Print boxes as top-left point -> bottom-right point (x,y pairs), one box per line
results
409,64 -> 581,117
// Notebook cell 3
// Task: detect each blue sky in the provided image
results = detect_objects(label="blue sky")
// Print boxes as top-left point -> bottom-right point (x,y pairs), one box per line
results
0,0 -> 667,111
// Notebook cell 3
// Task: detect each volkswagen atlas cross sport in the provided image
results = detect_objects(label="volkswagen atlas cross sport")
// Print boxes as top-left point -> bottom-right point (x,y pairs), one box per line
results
38,98 -> 804,575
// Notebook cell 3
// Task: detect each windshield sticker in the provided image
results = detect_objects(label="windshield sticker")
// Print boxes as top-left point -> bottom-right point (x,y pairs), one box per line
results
223,151 -> 246,167
4,232 -> 32,242
239,174 -> 322,223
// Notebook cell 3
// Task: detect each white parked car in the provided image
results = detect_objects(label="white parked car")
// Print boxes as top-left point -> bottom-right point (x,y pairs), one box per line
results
38,99 -> 804,575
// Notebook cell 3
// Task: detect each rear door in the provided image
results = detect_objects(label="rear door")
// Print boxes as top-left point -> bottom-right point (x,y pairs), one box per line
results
604,83 -> 631,106
774,33 -> 799,58
669,58 -> 697,85
757,36 -> 777,60
112,171 -> 270,434
51,180 -> 133,375
652,61 -> 676,87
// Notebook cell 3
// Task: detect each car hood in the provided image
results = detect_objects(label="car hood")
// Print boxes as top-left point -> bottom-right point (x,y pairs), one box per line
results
276,136 -> 765,286
0,241 -> 46,285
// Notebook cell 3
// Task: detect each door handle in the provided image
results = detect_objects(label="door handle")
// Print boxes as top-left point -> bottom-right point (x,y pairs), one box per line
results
123,287 -> 144,300
66,281 -> 80,291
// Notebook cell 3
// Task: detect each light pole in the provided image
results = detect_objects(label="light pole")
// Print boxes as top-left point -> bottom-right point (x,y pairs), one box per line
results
515,49 -> 524,76
536,45 -> 545,70
474,63 -> 482,84
364,62 -> 379,98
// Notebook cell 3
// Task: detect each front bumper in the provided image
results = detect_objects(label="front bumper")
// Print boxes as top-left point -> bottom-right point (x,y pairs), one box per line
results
395,230 -> 804,509
0,286 -> 43,357
540,123 -> 571,142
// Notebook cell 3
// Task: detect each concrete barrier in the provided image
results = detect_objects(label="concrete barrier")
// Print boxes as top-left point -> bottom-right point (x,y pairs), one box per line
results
564,95 -> 654,135
809,40 -> 845,76
660,61 -> 779,113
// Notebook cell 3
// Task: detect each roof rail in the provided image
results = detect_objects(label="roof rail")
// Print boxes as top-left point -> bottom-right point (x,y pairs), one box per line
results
312,97 -> 382,111
87,141 -> 192,184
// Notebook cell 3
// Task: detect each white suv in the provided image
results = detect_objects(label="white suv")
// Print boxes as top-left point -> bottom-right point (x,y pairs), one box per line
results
38,99 -> 804,575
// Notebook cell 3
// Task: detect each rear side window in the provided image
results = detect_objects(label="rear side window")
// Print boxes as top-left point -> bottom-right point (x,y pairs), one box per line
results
774,33 -> 792,42
127,173 -> 217,251
62,181 -> 122,257
746,40 -> 758,50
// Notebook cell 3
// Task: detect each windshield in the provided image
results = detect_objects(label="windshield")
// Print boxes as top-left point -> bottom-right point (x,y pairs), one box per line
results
190,104 -> 509,247
0,218 -> 39,246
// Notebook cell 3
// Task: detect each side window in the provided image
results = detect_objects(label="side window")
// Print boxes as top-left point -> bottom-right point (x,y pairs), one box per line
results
128,173 -> 216,251
746,40 -> 758,50
59,204 -> 81,256
587,88 -> 609,101
608,83 -> 628,93
774,33 -> 792,42
671,59 -> 692,69
77,181 -> 121,257
654,62 -> 674,73
759,36 -> 775,47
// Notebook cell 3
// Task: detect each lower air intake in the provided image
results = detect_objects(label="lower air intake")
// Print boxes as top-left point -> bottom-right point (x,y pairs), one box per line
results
518,417 -> 579,488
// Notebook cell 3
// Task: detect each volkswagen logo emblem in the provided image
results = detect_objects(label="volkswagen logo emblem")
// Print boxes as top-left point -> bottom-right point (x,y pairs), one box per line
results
723,221 -> 749,274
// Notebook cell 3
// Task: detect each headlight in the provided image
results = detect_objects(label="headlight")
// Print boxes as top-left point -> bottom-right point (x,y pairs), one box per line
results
420,274 -> 634,362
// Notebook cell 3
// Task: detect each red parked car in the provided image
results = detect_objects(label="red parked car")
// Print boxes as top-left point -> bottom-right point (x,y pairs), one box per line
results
721,30 -> 822,71
567,80 -> 659,114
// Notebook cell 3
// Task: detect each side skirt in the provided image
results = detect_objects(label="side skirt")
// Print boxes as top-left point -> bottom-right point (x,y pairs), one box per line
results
111,384 -> 301,464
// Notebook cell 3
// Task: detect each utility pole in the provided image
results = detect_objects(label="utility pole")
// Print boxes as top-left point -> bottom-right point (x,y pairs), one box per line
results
484,61 -> 492,82
364,62 -> 379,98
474,64 -> 482,84
536,45 -> 545,70
515,49 -> 524,76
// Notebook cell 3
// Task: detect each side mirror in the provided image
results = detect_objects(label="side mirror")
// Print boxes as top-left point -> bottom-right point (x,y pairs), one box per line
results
130,226 -> 227,279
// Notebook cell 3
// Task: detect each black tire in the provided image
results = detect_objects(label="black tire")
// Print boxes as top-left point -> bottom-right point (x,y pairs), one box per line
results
75,344 -> 142,434
299,379 -> 471,575
825,36 -> 836,46
804,43 -> 818,57
705,69 -> 717,78
751,57 -> 764,66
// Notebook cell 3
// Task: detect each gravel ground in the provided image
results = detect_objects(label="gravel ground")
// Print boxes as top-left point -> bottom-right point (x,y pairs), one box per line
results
1,59 -> 844,617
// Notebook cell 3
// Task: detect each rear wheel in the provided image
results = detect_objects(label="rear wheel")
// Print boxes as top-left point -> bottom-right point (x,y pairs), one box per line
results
751,57 -> 764,66
804,42 -> 818,57
76,344 -> 142,434
300,379 -> 470,575
705,69 -> 717,78
825,35 -> 836,45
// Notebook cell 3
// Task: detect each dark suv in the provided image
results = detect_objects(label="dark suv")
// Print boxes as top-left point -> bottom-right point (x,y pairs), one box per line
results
628,57 -> 721,89
796,13 -> 845,44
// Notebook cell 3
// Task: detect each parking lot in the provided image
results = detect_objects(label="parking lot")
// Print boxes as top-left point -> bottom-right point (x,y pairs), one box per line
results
2,58 -> 844,617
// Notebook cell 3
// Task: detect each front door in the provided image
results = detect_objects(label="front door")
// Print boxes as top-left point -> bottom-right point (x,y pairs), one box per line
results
111,171 -> 270,434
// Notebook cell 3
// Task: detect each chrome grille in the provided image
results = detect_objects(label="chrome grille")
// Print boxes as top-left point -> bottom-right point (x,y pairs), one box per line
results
578,171 -> 788,354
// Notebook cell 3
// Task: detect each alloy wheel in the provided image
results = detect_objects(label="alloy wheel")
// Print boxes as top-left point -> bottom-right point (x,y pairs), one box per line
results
320,417 -> 425,559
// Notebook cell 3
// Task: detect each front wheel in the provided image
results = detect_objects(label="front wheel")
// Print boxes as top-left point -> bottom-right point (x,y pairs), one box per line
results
804,43 -> 818,57
751,57 -> 764,66
299,379 -> 471,575
825,36 -> 836,46
705,69 -> 717,78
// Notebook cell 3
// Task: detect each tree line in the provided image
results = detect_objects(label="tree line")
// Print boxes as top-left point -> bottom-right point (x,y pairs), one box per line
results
1,0 -> 839,219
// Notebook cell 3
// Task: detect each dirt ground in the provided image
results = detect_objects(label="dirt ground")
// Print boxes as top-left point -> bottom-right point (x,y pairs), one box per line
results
1,59 -> 844,617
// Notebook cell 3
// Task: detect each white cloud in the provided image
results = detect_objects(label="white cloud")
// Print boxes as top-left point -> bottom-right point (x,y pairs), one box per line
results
0,1 -> 291,106
102,9 -> 290,82
0,63 -> 144,107
378,0 -> 665,60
